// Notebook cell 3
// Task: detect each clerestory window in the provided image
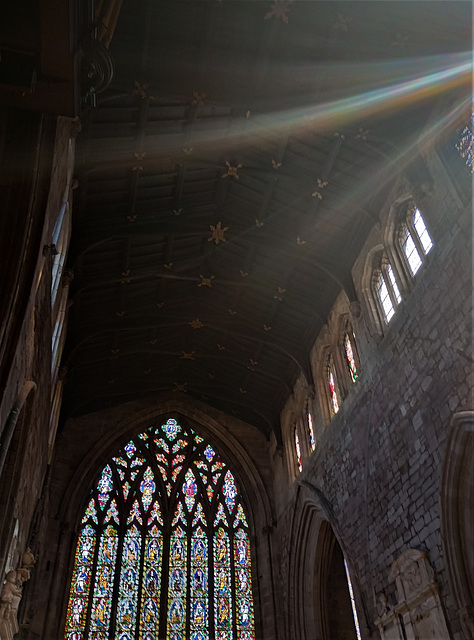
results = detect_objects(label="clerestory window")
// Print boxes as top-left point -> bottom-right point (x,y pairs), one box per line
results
399,204 -> 432,277
373,257 -> 401,324
294,427 -> 302,473
64,418 -> 255,640
306,407 -> 316,451
327,356 -> 340,416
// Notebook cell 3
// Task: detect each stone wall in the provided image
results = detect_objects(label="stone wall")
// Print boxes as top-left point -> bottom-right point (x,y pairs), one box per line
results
272,138 -> 472,640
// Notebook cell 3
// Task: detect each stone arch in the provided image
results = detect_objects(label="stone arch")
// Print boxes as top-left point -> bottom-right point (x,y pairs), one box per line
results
440,411 -> 474,639
287,483 -> 367,640
44,396 -> 276,639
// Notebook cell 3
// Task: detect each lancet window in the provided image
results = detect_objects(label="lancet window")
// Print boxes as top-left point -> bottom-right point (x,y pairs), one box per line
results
399,204 -> 433,277
327,356 -> 340,416
65,418 -> 255,640
294,427 -> 302,473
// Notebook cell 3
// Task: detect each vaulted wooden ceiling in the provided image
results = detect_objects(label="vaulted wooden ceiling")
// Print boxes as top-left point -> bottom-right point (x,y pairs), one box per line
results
63,1 -> 470,436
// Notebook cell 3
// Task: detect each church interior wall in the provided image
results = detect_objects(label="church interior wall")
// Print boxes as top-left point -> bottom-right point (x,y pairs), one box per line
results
273,143 -> 472,639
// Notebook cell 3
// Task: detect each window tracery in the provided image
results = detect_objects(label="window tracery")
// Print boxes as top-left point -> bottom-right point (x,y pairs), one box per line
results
399,204 -> 432,277
65,418 -> 255,640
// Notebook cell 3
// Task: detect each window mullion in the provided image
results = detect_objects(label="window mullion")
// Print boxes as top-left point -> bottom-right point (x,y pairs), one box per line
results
159,522 -> 172,639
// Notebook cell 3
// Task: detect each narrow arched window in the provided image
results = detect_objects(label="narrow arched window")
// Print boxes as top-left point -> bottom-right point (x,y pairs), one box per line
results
343,333 -> 358,383
306,408 -> 316,451
64,418 -> 255,640
399,204 -> 432,276
327,357 -> 340,416
373,257 -> 401,324
294,427 -> 302,473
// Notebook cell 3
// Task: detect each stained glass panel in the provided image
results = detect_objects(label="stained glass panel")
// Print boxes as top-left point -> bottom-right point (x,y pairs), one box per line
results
455,123 -> 474,172
167,527 -> 187,639
139,526 -> 162,639
344,334 -> 358,383
214,527 -> 232,639
115,526 -> 141,639
65,418 -> 255,640
294,428 -> 302,473
190,527 -> 209,639
307,408 -> 315,450
234,529 -> 254,639
65,525 -> 96,639
88,525 -> 118,639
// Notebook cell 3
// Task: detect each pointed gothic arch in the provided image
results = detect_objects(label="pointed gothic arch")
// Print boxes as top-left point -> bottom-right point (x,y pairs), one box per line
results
64,416 -> 256,640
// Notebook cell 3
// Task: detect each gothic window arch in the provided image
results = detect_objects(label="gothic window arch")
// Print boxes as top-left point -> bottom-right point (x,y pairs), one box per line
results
398,202 -> 433,278
326,355 -> 340,418
65,418 -> 255,640
372,255 -> 401,324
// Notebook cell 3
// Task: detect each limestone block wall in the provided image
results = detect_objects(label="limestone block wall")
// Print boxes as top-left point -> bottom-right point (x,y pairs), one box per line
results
272,140 -> 472,640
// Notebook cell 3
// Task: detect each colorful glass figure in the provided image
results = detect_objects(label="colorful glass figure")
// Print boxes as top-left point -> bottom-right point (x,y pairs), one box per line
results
294,428 -> 302,473
328,369 -> 339,415
116,526 -> 141,638
307,408 -> 316,450
214,527 -> 232,639
65,525 -> 96,637
344,333 -> 358,383
65,418 -> 256,640
455,122 -> 474,173
234,530 -> 254,639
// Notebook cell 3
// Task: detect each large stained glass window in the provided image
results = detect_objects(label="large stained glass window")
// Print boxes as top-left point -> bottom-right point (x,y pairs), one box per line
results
65,418 -> 256,640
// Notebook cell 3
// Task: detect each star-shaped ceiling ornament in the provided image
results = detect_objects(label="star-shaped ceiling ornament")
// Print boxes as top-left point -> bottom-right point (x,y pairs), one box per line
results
173,382 -> 188,393
190,318 -> 204,329
272,158 -> 282,169
333,131 -> 346,140
191,91 -> 206,106
133,81 -> 154,101
239,387 -> 247,394
149,339 -> 157,345
217,343 -> 226,351
297,236 -> 307,245
180,351 -> 196,360
274,286 -> 286,301
208,222 -> 229,245
163,263 -> 173,270
120,269 -> 131,284
265,0 -> 293,23
355,127 -> 369,141
255,219 -> 264,228
127,214 -> 137,223
198,275 -> 215,288
116,311 -> 126,317
240,269 -> 248,278
228,308 -> 237,316
263,324 -> 272,331
222,161 -> 242,179
333,12 -> 351,32
208,372 -> 215,379
156,302 -> 165,309
172,208 -> 182,216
